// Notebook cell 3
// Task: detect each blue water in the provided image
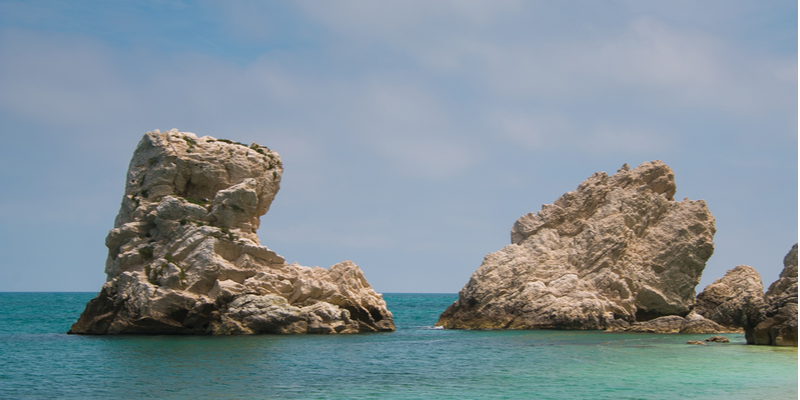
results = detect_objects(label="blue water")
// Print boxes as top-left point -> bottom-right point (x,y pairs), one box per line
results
0,293 -> 796,399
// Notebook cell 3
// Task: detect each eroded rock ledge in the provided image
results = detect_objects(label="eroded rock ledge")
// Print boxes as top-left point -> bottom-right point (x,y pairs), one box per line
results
69,130 -> 394,335
436,161 -> 716,331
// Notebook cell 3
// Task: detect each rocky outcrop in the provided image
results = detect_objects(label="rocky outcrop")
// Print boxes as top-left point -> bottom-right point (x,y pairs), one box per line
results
612,314 -> 726,334
436,161 -> 716,330
744,244 -> 798,346
69,130 -> 394,335
693,265 -> 764,331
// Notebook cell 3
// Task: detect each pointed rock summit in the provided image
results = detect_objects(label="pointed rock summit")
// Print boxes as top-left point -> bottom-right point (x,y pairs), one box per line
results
70,130 -> 394,334
437,161 -> 716,330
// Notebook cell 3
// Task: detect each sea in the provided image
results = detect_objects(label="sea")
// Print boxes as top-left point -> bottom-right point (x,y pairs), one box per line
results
0,293 -> 796,400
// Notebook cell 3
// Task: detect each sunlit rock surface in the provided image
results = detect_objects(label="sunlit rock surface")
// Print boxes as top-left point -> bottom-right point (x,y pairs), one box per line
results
437,161 -> 716,330
69,130 -> 394,335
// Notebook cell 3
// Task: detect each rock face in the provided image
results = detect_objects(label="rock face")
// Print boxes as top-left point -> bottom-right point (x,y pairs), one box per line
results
744,244 -> 798,346
705,336 -> 729,343
436,161 -> 716,330
694,265 -> 764,330
69,130 -> 394,335
614,314 -> 726,334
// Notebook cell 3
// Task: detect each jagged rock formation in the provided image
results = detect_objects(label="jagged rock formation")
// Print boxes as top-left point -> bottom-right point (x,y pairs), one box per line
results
437,161 -> 716,330
69,130 -> 394,335
693,265 -> 764,331
744,244 -> 798,346
612,313 -> 726,334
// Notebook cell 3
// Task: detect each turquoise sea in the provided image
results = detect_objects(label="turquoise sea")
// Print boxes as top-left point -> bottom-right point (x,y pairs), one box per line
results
0,293 -> 796,399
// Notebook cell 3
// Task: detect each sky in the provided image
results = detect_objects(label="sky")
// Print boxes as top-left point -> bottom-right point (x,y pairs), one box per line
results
0,0 -> 796,294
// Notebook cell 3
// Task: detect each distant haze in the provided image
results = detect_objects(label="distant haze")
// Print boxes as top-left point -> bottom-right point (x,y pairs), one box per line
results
0,1 -> 796,293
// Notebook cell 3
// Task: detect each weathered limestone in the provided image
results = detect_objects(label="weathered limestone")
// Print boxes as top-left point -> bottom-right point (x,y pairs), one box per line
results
437,161 -> 716,330
744,244 -> 798,346
69,130 -> 394,335
613,314 -> 726,334
693,265 -> 764,331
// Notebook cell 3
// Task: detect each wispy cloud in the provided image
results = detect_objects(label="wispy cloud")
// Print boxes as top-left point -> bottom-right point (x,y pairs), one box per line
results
0,1 -> 795,291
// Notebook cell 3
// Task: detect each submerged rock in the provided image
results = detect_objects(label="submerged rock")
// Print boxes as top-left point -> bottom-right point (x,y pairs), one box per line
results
436,161 -> 716,330
744,244 -> 798,346
69,130 -> 394,335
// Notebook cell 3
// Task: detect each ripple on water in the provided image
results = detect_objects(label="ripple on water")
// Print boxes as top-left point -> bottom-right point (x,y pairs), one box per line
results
0,293 -> 795,400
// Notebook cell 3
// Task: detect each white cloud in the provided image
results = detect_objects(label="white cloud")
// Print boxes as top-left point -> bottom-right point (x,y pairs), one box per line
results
0,29 -> 141,126
0,1 -> 795,292
294,2 -> 795,115
493,110 -> 672,155
296,0 -> 524,40
581,125 -> 672,154
593,17 -> 795,115
325,75 -> 479,179
495,112 -> 574,150
374,135 -> 474,180
259,220 -> 395,254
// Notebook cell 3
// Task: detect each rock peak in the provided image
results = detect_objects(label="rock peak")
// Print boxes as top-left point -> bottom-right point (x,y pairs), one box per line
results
511,160 -> 681,245
110,129 -> 281,258
609,160 -> 676,200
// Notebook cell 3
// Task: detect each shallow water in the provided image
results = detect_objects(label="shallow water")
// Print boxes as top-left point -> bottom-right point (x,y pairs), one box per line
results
0,292 -> 796,399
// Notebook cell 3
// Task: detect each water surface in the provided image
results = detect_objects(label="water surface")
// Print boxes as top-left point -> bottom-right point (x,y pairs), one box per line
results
0,292 -> 796,399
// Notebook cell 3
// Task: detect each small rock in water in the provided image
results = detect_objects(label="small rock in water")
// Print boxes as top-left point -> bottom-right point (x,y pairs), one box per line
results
704,336 -> 730,343
686,340 -> 706,345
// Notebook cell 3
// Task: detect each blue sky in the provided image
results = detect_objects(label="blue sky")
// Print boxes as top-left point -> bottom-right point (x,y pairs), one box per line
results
0,0 -> 796,293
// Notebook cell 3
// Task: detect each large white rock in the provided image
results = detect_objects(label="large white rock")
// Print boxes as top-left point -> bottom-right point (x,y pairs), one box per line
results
437,161 -> 716,330
70,130 -> 394,334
